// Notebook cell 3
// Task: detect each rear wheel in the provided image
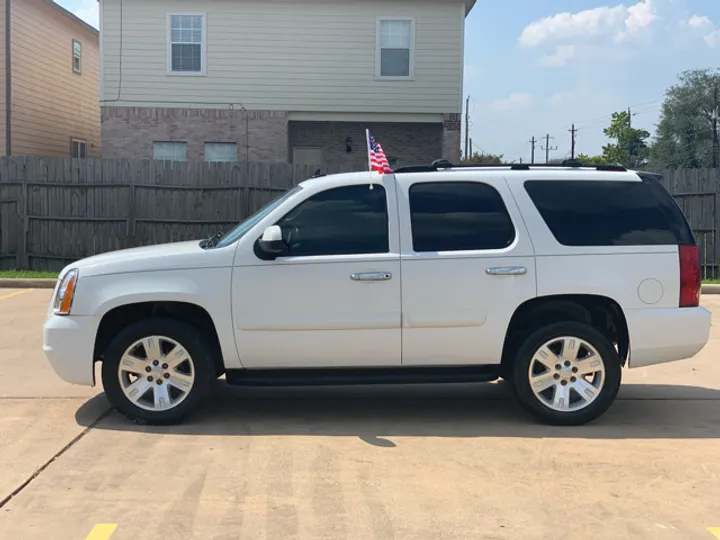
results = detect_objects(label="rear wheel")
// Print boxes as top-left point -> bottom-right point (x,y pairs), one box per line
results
101,318 -> 216,425
511,322 -> 621,426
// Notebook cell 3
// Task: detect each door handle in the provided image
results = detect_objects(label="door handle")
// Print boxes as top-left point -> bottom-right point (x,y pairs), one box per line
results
486,266 -> 527,276
351,272 -> 392,281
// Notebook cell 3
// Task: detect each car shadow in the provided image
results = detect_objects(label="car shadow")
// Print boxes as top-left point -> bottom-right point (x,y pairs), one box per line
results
75,380 -> 720,443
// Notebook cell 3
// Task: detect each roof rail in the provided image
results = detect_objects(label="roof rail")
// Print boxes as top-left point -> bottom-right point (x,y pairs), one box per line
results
393,160 -> 627,173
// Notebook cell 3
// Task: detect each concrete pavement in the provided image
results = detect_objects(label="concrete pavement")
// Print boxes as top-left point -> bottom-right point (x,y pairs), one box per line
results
1,289 -> 719,539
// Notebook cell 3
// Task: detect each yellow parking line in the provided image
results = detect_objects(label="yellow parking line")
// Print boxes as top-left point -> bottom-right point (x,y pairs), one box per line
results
708,528 -> 720,539
85,524 -> 118,540
0,289 -> 32,301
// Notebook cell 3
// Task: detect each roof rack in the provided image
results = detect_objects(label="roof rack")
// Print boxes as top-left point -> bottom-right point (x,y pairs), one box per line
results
393,160 -> 627,173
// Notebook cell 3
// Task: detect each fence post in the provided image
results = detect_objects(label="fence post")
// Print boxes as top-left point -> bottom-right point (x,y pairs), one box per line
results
126,168 -> 137,249
16,177 -> 28,270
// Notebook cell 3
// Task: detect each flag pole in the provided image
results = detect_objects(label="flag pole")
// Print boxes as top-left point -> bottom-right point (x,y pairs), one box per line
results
365,128 -> 374,190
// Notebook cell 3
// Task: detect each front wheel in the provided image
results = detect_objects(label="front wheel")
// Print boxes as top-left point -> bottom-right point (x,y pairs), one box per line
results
511,322 -> 622,426
101,318 -> 216,425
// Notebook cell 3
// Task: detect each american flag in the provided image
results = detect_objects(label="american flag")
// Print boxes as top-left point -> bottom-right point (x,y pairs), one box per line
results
366,130 -> 394,175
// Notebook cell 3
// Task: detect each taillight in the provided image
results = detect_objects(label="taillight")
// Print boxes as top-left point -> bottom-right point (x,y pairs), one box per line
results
679,245 -> 700,307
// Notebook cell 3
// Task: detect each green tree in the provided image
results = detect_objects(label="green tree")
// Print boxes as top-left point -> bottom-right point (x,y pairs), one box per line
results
601,111 -> 650,167
461,152 -> 504,165
651,68 -> 720,169
575,153 -> 608,165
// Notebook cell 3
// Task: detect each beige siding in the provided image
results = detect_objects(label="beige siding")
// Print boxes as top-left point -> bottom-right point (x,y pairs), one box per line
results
0,0 -> 6,155
10,0 -> 100,157
101,0 -> 465,114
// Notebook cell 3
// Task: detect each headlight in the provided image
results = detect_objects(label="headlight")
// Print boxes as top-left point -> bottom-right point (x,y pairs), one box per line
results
53,268 -> 79,315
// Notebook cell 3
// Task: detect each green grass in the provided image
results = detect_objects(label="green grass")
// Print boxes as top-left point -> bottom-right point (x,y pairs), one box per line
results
0,270 -> 58,279
703,279 -> 720,285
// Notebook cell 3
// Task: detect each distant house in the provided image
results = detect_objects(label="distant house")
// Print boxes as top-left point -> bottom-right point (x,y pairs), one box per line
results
0,0 -> 100,158
99,0 -> 475,167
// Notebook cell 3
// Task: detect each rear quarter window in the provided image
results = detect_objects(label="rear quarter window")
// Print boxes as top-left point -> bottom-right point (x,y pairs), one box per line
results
524,179 -> 695,247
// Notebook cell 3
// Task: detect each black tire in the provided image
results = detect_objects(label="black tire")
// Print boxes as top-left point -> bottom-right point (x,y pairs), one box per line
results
511,322 -> 622,426
101,318 -> 216,425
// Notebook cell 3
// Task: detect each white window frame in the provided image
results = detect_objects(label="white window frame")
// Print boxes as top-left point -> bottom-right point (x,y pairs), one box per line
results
72,39 -> 82,74
153,141 -> 187,162
166,13 -> 207,76
375,17 -> 415,81
71,138 -> 87,158
205,142 -> 238,163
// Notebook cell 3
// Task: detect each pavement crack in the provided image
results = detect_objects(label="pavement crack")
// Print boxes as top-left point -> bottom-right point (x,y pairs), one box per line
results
0,406 -> 113,510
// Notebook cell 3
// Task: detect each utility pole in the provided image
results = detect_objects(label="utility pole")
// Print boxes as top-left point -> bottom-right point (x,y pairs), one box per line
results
569,124 -> 578,159
713,85 -> 719,169
542,134 -> 558,164
469,137 -> 474,157
529,136 -> 537,164
464,95 -> 470,159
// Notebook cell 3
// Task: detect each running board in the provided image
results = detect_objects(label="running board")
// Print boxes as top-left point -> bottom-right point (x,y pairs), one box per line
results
225,365 -> 500,387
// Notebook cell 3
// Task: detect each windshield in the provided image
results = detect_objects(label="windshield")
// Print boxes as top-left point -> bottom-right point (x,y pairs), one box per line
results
213,185 -> 303,249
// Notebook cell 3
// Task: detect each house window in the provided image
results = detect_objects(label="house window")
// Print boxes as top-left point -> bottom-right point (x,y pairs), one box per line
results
72,40 -> 82,74
71,139 -> 87,158
168,14 -> 205,74
376,19 -> 414,78
205,142 -> 237,162
153,142 -> 187,161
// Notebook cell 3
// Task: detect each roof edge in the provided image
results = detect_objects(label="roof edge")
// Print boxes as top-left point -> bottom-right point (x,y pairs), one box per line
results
464,0 -> 477,16
47,0 -> 99,36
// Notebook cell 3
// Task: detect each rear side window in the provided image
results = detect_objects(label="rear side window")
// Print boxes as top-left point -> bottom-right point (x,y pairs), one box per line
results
409,181 -> 515,252
524,180 -> 695,246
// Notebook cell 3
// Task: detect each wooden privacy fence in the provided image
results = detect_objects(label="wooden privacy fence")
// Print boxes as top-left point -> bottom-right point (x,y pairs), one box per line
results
0,157 -> 360,272
656,168 -> 720,279
0,159 -> 718,274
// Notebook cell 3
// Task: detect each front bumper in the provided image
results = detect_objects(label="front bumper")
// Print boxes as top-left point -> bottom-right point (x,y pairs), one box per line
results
626,306 -> 712,368
43,314 -> 99,386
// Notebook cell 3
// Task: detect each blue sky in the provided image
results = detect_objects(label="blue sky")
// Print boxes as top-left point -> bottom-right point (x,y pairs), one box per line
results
60,0 -> 719,161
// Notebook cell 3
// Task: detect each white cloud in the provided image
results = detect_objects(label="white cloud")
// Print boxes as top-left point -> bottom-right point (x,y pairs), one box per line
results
71,1 -> 99,28
538,45 -> 576,67
519,0 -> 656,47
480,93 -> 535,113
705,29 -> 720,48
616,0 -> 656,41
685,14 -> 719,48
688,15 -> 713,30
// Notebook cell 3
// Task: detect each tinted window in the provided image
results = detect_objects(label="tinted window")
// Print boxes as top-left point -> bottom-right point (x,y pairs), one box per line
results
276,185 -> 389,256
409,182 -> 515,252
524,180 -> 693,246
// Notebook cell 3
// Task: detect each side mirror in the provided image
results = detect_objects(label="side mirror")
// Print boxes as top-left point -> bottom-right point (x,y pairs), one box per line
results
256,225 -> 289,259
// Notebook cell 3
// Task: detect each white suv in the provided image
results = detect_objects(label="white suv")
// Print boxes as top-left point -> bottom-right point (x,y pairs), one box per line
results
43,162 -> 711,426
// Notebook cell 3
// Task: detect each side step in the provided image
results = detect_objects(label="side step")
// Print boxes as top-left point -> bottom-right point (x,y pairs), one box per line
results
225,365 -> 500,387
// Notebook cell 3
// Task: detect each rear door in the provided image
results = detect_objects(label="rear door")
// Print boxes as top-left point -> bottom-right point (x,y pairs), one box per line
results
395,174 -> 537,366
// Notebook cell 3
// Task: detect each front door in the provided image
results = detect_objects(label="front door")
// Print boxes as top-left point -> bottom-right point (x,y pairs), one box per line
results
232,177 -> 402,368
395,175 -> 537,366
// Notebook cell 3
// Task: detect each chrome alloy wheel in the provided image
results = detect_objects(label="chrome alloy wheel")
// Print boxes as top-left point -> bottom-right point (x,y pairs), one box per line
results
527,336 -> 606,412
117,335 -> 195,412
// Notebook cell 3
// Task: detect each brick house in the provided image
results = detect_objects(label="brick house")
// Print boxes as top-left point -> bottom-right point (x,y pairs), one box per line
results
99,0 -> 475,167
1,0 -> 100,157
